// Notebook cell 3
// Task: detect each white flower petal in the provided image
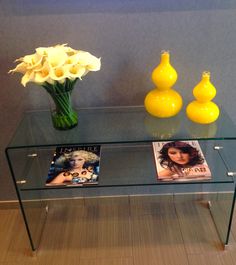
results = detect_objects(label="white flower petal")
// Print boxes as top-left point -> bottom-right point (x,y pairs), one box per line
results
65,53 -> 80,65
46,47 -> 68,68
8,62 -> 28,74
34,62 -> 51,84
20,53 -> 44,71
86,57 -> 101,71
76,51 -> 101,71
21,71 -> 34,87
35,47 -> 49,56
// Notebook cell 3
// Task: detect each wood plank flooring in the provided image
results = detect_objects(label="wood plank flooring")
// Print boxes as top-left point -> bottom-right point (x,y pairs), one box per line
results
1,195 -> 236,265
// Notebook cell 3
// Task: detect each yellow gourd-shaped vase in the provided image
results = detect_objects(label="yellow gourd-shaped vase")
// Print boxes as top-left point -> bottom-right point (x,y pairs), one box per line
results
144,50 -> 183,118
186,71 -> 220,124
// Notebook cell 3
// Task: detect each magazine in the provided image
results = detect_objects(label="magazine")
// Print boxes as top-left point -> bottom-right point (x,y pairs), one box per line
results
152,140 -> 211,182
46,145 -> 101,186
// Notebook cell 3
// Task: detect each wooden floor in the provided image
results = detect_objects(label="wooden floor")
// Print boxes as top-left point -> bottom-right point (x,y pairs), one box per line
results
1,195 -> 236,265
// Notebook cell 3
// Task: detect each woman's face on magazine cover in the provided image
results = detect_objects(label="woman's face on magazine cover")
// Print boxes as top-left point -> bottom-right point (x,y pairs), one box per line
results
167,147 -> 190,165
69,155 -> 85,169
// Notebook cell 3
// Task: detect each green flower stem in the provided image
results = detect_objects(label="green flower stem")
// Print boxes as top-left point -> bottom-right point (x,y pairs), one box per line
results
42,79 -> 78,130
52,93 -> 71,115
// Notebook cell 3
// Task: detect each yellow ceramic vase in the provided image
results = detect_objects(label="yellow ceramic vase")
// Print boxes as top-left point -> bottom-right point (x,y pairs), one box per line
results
186,71 -> 220,124
144,51 -> 182,118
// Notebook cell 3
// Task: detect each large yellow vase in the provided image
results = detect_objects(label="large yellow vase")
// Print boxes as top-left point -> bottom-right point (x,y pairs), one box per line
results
144,51 -> 183,118
186,71 -> 220,124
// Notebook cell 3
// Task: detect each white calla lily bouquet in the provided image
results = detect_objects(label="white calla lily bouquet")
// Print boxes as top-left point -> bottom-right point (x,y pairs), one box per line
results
9,44 -> 101,130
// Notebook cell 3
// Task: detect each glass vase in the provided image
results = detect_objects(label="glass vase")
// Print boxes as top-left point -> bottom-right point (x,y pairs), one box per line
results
49,90 -> 78,130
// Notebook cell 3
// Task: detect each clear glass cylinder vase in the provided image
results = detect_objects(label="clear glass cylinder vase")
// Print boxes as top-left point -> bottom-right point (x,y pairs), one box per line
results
49,90 -> 78,130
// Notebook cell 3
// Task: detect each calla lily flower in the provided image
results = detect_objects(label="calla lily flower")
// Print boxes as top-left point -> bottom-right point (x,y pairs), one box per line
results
76,51 -> 101,71
49,66 -> 68,83
35,46 -> 50,56
9,44 -> 101,87
34,62 -> 51,84
47,47 -> 68,68
22,53 -> 43,70
86,57 -> 101,71
21,70 -> 35,87
65,53 -> 81,65
67,64 -> 87,80
62,45 -> 77,56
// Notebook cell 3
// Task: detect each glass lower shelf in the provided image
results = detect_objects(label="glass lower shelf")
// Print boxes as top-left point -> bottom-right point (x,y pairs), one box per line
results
10,141 -> 234,192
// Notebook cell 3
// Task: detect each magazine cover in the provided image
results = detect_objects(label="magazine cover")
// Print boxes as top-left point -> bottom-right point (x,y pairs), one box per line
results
152,140 -> 211,182
46,145 -> 101,186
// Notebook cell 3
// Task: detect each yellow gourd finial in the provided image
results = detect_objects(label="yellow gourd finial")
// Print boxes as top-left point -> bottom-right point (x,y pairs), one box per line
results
160,50 -> 170,63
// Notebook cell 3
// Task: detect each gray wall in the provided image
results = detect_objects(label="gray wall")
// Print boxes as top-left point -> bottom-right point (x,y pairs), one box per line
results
1,0 -> 236,200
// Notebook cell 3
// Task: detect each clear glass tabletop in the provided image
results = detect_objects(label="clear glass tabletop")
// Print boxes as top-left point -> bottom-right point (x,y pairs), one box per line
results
6,106 -> 236,149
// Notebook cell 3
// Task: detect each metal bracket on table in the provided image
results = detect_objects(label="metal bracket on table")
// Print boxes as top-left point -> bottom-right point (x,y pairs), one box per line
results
27,154 -> 38,157
16,180 -> 27,184
214,146 -> 224,150
207,201 -> 212,209
227,172 -> 236,176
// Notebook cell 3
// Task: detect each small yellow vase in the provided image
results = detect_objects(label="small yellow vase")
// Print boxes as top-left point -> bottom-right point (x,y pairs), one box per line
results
144,51 -> 182,118
186,71 -> 220,124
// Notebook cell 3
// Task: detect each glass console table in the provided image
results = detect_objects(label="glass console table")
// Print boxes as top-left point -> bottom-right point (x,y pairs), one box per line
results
5,106 -> 236,251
